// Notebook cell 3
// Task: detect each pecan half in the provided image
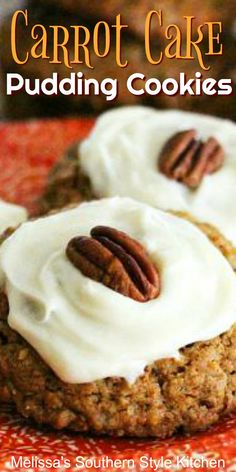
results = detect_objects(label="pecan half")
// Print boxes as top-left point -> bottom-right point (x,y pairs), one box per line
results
158,130 -> 224,188
66,226 -> 160,302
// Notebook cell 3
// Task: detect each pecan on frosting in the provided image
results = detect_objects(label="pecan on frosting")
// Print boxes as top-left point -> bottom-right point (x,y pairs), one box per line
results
66,226 -> 160,302
158,129 -> 224,188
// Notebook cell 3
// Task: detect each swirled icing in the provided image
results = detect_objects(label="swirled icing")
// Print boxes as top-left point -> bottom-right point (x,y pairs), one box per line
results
1,198 -> 236,384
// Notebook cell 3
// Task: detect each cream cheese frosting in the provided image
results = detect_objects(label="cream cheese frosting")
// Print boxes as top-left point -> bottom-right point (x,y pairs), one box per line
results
1,197 -> 236,384
80,107 -> 236,245
0,199 -> 27,233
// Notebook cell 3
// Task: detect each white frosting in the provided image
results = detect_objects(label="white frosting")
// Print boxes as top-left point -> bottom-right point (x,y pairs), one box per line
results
80,107 -> 236,245
0,199 -> 27,233
1,197 -> 236,384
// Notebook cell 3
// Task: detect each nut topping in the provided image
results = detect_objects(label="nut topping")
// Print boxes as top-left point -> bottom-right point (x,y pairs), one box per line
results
158,130 -> 224,188
66,226 -> 160,302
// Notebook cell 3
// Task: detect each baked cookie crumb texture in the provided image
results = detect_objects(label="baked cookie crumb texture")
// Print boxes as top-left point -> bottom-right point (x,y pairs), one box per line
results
1,295 -> 236,436
37,144 -> 94,216
38,109 -> 236,253
0,199 -> 236,437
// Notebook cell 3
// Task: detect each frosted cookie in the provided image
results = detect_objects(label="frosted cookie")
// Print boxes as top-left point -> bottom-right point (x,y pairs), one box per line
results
1,197 -> 236,437
38,107 -> 236,246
